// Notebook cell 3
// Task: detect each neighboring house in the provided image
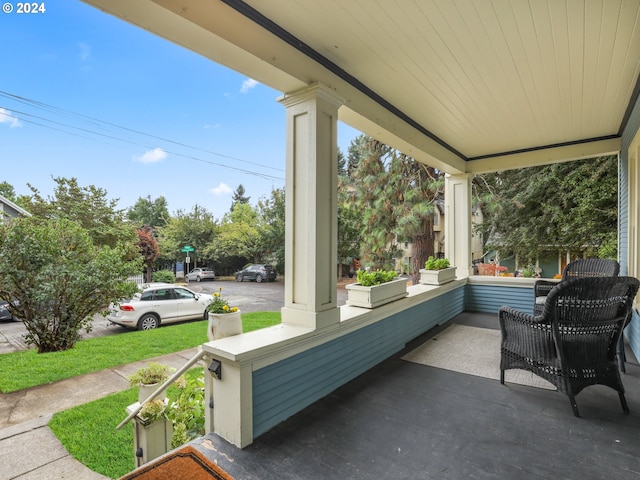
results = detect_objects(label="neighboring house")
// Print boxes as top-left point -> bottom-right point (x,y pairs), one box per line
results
0,194 -> 31,222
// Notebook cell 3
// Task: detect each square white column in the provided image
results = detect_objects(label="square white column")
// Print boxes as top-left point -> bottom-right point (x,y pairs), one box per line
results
444,173 -> 472,278
278,84 -> 343,329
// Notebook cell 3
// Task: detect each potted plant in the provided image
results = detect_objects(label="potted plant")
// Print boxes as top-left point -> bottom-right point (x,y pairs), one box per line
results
345,269 -> 408,308
128,362 -> 172,404
419,256 -> 457,285
205,288 -> 242,341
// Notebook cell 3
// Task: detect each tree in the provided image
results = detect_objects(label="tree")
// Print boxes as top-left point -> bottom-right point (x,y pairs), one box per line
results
0,217 -> 141,353
127,195 -> 169,228
137,226 -> 160,282
386,153 -> 443,283
158,204 -> 217,270
475,156 -> 618,263
0,181 -> 16,201
204,203 -> 261,267
230,184 -> 250,211
20,176 -> 137,252
257,187 -> 285,272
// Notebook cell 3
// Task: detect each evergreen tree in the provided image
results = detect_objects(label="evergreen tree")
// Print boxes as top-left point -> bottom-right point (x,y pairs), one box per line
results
230,184 -> 250,211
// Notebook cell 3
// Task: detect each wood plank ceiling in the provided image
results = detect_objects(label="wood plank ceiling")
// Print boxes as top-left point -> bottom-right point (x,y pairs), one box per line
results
84,0 -> 640,172
246,0 -> 640,161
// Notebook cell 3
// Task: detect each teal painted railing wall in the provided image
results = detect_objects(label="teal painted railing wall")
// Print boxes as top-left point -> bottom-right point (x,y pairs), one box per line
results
464,283 -> 534,314
252,286 -> 465,437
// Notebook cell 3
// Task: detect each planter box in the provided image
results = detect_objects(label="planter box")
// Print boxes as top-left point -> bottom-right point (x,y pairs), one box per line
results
345,277 -> 408,308
419,267 -> 457,285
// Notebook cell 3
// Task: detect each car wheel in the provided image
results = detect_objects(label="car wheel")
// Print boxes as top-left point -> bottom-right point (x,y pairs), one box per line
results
196,276 -> 201,282
256,274 -> 263,283
137,313 -> 160,330
236,274 -> 243,282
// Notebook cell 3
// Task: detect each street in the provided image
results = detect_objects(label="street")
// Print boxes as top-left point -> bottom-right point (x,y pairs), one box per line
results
0,279 -> 349,353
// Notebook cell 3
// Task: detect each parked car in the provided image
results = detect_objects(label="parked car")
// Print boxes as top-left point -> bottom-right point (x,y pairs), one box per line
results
107,283 -> 213,330
235,264 -> 277,283
185,267 -> 215,282
0,300 -> 18,321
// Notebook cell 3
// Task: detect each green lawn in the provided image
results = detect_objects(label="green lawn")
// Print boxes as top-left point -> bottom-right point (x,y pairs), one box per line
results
0,312 -> 281,393
50,368 -> 204,479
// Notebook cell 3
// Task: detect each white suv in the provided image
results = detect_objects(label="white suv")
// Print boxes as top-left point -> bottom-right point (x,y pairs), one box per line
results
107,283 -> 213,330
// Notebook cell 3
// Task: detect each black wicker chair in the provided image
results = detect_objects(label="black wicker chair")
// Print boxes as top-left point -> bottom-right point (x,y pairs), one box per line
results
501,276 -> 639,417
533,258 -> 620,315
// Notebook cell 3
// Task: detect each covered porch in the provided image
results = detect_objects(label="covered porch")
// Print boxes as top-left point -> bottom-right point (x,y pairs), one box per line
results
193,310 -> 640,479
83,0 -> 640,455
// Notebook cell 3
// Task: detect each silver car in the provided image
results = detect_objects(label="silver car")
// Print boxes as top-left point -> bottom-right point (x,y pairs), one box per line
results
107,283 -> 213,330
185,267 -> 215,282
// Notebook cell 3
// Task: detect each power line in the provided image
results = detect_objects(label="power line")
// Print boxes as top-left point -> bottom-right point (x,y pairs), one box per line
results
0,90 -> 285,181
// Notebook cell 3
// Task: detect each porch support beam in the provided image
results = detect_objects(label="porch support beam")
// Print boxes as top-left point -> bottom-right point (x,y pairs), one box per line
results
278,83 -> 343,330
444,174 -> 472,278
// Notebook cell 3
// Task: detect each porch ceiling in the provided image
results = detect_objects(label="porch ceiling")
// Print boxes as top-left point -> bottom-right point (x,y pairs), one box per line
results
84,0 -> 640,173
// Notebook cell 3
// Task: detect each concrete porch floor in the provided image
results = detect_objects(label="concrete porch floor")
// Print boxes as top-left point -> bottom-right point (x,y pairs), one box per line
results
191,312 -> 640,480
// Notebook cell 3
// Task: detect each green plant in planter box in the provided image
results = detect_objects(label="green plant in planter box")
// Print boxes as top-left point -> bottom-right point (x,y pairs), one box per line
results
127,362 -> 172,387
424,256 -> 451,270
138,399 -> 166,425
356,269 -> 398,286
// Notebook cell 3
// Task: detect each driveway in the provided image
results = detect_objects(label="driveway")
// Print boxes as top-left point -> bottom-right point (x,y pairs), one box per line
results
0,279 -> 350,353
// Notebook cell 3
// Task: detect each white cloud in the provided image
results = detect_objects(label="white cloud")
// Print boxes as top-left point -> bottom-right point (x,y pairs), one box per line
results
240,78 -> 258,94
133,148 -> 167,164
0,108 -> 22,128
78,42 -> 92,61
203,123 -> 221,129
209,182 -> 233,196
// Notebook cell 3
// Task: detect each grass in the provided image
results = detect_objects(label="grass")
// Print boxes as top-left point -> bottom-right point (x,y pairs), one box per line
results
0,311 -> 281,393
49,368 -> 204,479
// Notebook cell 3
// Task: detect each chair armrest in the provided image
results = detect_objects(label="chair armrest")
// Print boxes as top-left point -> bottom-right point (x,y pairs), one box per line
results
533,279 -> 558,297
499,306 -> 555,361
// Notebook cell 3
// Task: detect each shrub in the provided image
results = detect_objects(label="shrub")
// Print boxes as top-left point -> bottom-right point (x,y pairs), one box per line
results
166,373 -> 205,448
424,256 -> 450,270
152,270 -> 175,283
127,362 -> 172,386
356,269 -> 398,286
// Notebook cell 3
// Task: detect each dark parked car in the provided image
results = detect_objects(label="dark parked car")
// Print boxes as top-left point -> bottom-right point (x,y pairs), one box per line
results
0,300 -> 18,321
235,264 -> 277,283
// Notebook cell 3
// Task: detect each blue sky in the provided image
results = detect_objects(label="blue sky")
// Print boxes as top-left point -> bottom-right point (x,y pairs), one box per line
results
0,1 -> 361,218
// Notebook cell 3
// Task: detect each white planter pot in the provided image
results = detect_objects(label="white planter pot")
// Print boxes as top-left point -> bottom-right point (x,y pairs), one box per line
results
207,310 -> 243,341
419,267 -> 457,285
345,277 -> 408,308
138,383 -> 167,404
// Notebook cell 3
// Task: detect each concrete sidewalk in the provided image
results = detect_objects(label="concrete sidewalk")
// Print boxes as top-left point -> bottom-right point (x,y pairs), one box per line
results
0,348 -> 200,479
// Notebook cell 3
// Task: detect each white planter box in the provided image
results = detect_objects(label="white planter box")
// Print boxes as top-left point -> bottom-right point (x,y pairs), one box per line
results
419,267 -> 457,285
345,277 -> 408,308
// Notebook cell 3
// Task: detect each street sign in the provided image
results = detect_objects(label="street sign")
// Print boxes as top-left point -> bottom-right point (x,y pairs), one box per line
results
185,256 -> 190,264
181,245 -> 195,253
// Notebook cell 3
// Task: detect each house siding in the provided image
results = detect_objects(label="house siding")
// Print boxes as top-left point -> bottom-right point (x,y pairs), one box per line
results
464,283 -> 533,315
252,286 -> 465,437
621,91 -> 640,357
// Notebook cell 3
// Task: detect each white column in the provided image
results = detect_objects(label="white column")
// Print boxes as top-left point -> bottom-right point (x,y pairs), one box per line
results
444,173 -> 472,278
278,83 -> 343,330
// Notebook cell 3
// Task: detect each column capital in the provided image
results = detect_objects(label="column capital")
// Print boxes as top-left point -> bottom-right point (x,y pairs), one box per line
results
278,82 -> 344,109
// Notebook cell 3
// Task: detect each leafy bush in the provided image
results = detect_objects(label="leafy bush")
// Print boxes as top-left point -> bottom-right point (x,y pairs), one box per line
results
127,362 -> 172,386
152,269 -> 175,283
424,256 -> 450,270
0,217 -> 141,353
356,269 -> 398,286
166,372 -> 205,448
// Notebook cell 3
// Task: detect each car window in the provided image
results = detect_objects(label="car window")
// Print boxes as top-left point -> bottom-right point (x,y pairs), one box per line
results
152,289 -> 174,301
174,288 -> 196,299
140,291 -> 153,301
